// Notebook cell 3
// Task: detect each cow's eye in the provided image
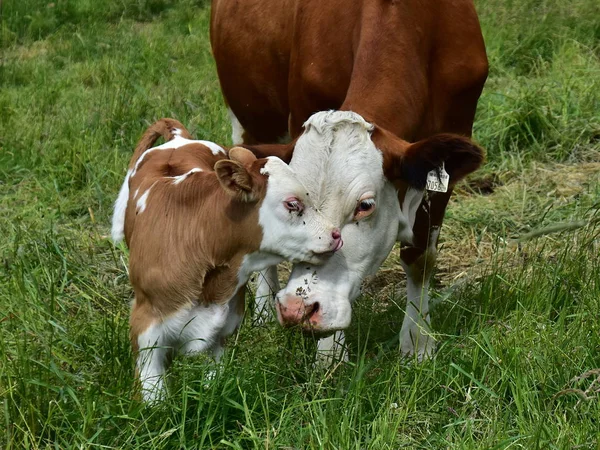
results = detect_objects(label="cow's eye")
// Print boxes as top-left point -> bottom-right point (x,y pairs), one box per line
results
284,197 -> 304,212
354,197 -> 376,220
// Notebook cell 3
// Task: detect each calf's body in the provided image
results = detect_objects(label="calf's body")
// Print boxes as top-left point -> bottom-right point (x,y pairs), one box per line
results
112,119 -> 341,401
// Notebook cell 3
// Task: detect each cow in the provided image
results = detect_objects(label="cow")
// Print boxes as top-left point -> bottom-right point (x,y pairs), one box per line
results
111,118 -> 343,401
210,0 -> 488,360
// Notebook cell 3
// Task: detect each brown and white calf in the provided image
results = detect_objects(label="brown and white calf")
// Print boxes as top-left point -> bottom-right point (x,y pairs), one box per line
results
211,0 -> 488,360
111,119 -> 342,401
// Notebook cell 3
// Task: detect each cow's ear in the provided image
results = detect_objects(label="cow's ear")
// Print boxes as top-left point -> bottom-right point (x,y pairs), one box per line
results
374,128 -> 485,189
240,141 -> 295,163
228,146 -> 257,165
215,159 -> 258,202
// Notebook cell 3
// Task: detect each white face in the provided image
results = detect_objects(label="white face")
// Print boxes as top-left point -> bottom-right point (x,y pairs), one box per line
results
274,111 -> 423,332
258,157 -> 342,265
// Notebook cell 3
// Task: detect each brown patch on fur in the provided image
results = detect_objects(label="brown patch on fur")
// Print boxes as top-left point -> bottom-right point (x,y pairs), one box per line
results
123,119 -> 270,360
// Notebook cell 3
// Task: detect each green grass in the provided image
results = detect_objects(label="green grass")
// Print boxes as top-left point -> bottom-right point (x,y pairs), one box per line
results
1,0 -> 600,448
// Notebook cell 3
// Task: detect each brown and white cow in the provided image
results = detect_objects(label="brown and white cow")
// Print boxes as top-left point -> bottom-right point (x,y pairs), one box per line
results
111,118 -> 343,401
211,0 -> 488,359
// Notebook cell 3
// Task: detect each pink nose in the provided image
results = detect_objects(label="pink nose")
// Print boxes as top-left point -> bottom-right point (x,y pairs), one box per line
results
331,228 -> 343,252
276,296 -> 320,327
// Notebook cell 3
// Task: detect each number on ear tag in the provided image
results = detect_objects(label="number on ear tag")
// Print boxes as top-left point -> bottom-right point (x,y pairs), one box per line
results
425,163 -> 449,193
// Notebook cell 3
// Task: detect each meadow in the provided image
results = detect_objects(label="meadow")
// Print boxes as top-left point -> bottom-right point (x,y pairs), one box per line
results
1,0 -> 599,447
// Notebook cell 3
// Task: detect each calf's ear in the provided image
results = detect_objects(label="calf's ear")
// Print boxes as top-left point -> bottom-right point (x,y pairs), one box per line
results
215,159 -> 258,202
374,128 -> 485,189
228,146 -> 257,165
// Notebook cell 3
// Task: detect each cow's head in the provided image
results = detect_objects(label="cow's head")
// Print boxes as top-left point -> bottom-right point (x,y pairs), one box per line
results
273,111 -> 484,333
215,147 -> 342,265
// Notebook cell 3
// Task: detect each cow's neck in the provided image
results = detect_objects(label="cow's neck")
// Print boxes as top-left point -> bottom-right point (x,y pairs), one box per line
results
337,1 -> 435,141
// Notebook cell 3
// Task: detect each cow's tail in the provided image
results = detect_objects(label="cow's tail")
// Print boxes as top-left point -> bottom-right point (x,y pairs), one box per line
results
111,118 -> 192,243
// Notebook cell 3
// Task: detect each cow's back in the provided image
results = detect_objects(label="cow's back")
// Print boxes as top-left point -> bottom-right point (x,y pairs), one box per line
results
211,0 -> 296,143
211,0 -> 487,142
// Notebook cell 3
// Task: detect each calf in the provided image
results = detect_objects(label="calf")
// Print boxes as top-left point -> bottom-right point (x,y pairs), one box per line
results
111,118 -> 342,401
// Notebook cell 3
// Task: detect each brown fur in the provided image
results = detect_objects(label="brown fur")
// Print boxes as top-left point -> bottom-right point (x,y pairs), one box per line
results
123,120 -> 269,350
211,0 -> 488,264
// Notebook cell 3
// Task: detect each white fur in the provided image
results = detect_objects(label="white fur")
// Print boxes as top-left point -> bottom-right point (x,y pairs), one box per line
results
316,330 -> 348,366
197,140 -> 226,155
131,136 -> 224,178
276,111 -> 404,332
238,252 -> 285,288
169,168 -> 203,185
111,169 -> 132,243
397,227 -> 440,359
228,107 -> 245,145
399,259 -> 435,360
399,188 -> 424,244
136,186 -> 152,214
258,157 -> 339,264
136,301 -> 232,402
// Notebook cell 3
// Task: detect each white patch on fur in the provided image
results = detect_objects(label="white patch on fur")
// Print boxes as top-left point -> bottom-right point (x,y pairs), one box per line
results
131,135 -> 188,177
168,168 -> 203,185
131,136 -> 224,178
238,252 -> 285,289
172,128 -> 183,136
399,256 -> 436,360
316,330 -> 348,366
398,188 -> 424,244
429,227 -> 440,251
136,302 -> 231,402
136,186 -> 152,214
228,107 -> 245,145
111,169 -> 132,243
197,140 -> 225,155
134,188 -> 140,199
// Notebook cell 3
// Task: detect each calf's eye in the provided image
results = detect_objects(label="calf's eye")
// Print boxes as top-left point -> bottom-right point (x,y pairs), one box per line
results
353,197 -> 376,220
284,197 -> 304,212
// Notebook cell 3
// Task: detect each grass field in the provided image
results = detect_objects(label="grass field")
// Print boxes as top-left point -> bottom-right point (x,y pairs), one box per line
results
1,0 -> 600,448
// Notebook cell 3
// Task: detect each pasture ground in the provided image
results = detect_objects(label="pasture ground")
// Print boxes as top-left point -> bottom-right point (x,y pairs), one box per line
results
1,0 -> 599,448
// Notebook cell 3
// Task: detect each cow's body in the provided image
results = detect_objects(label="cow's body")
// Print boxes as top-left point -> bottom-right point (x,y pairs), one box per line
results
112,119 -> 343,401
211,0 -> 488,358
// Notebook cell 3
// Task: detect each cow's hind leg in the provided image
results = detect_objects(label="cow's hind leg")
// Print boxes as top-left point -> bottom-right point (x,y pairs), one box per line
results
131,300 -> 171,403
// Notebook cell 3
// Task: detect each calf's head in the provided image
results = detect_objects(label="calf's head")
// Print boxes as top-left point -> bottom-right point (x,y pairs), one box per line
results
273,111 -> 484,332
216,147 -> 342,265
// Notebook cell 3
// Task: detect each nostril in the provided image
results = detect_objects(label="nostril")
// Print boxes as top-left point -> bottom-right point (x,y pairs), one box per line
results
331,228 -> 341,240
306,302 -> 320,318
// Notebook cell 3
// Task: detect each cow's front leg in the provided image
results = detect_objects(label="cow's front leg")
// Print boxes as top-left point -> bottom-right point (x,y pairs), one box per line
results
399,225 -> 440,360
254,266 -> 280,324
316,330 -> 348,367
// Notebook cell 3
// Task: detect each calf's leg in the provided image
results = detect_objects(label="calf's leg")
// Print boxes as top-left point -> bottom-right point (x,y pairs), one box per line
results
130,300 -> 170,403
